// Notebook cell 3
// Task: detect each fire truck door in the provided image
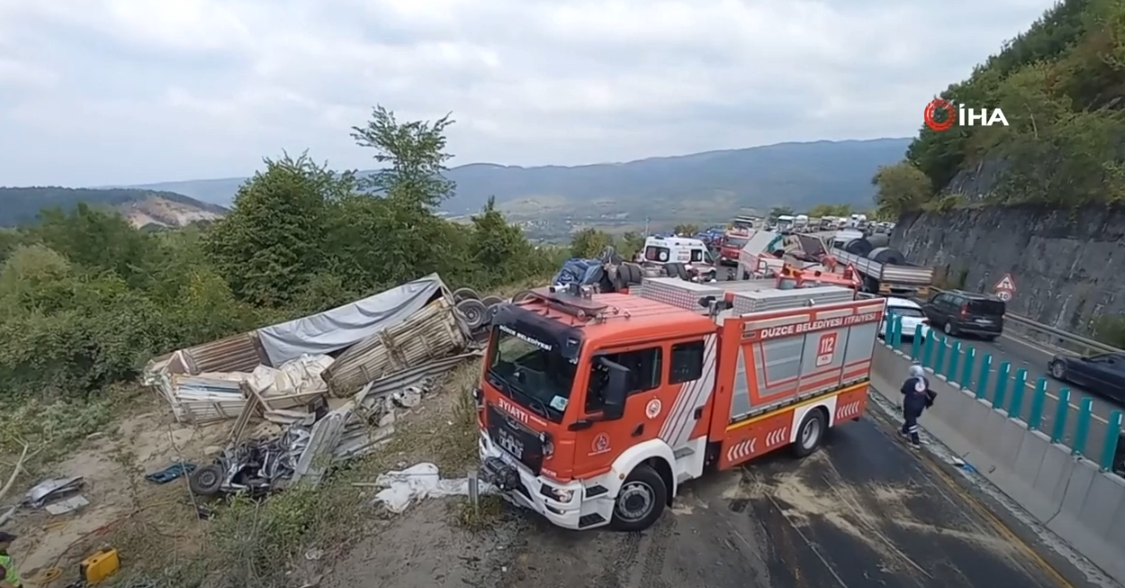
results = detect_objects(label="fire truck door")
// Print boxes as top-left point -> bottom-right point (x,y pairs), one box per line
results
574,344 -> 664,473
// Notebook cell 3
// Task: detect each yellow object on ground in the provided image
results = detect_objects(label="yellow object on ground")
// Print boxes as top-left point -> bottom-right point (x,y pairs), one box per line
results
80,549 -> 119,584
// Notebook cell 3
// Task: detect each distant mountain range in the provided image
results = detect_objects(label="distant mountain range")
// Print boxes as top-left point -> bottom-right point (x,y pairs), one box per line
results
125,138 -> 911,219
0,187 -> 227,229
0,139 -> 910,228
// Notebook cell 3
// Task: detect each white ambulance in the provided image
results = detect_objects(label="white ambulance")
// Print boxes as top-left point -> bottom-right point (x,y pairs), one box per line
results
641,235 -> 717,281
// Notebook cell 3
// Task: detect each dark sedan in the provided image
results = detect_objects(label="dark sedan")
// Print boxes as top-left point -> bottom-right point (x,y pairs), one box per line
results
1048,352 -> 1125,403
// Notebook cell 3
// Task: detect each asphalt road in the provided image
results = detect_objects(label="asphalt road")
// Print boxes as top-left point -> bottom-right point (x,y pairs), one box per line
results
888,331 -> 1123,459
496,418 -> 1092,588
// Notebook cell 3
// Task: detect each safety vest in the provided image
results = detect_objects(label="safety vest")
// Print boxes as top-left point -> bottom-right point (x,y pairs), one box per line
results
0,553 -> 20,586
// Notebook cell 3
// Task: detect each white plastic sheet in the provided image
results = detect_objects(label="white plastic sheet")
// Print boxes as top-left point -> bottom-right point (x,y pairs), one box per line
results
247,354 -> 334,396
372,463 -> 493,513
256,274 -> 447,366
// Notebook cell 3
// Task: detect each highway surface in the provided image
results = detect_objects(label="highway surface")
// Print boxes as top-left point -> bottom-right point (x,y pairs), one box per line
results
889,330 -> 1122,459
494,417 -> 1099,588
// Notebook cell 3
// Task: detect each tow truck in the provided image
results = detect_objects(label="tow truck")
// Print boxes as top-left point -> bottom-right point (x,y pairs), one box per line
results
475,277 -> 884,531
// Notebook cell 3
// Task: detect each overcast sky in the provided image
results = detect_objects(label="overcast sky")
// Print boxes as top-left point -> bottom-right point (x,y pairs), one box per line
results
0,0 -> 1058,187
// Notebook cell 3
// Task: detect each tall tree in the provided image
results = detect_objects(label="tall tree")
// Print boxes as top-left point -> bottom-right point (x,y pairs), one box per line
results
351,106 -> 456,208
203,153 -> 344,307
871,162 -> 932,219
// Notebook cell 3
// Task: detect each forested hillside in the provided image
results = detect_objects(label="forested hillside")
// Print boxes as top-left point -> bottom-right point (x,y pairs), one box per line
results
0,187 -> 226,227
873,0 -> 1125,216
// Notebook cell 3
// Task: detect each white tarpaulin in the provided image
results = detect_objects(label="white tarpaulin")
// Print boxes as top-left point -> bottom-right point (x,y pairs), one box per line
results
372,463 -> 493,513
256,274 -> 448,366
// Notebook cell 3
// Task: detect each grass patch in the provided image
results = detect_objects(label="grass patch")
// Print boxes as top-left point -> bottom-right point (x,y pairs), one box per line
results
450,494 -> 506,532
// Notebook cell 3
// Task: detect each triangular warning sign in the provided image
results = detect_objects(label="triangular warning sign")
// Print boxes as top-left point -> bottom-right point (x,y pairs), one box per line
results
994,273 -> 1016,292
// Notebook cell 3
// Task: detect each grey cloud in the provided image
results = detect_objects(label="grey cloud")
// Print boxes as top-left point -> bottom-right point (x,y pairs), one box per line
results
0,0 -> 1060,186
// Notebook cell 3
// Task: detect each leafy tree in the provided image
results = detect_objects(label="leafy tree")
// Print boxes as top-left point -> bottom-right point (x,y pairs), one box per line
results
569,228 -> 614,259
673,223 -> 700,235
351,105 -> 456,208
203,153 -> 341,307
617,232 -> 645,258
872,163 -> 932,218
469,196 -> 545,288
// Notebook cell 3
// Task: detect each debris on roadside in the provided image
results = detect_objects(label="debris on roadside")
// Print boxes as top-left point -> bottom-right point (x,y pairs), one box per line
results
26,477 -> 84,508
142,274 -> 490,501
371,463 -> 494,514
144,462 -> 197,484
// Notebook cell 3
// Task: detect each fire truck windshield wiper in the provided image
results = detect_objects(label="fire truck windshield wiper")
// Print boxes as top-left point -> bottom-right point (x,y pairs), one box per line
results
513,389 -> 551,419
488,371 -> 549,419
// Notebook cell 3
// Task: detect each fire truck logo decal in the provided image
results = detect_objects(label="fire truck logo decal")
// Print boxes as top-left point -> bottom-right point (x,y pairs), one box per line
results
726,438 -> 757,462
497,398 -> 531,423
645,399 -> 662,419
660,334 -> 719,448
836,401 -> 861,420
765,427 -> 788,447
590,433 -> 611,455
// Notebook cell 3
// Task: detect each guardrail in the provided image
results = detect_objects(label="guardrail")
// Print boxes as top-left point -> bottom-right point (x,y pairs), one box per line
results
919,287 -> 1123,357
884,317 -> 1125,472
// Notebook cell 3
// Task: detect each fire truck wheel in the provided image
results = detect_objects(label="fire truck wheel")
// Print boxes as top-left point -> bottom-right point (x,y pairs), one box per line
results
792,409 -> 827,458
453,287 -> 480,302
610,464 -> 667,532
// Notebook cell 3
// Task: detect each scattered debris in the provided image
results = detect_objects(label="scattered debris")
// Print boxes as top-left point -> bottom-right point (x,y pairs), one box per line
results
26,477 -> 84,508
45,495 -> 89,515
144,462 -> 196,484
141,274 -> 489,503
372,463 -> 494,514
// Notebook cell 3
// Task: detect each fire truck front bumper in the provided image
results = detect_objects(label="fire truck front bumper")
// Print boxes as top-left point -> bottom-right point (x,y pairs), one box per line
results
477,432 -> 601,530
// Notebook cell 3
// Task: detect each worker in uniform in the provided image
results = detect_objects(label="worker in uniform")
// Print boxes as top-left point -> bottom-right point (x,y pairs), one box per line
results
900,364 -> 935,448
0,531 -> 21,588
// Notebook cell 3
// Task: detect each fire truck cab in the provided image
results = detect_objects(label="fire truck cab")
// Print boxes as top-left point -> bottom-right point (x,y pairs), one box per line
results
475,278 -> 884,531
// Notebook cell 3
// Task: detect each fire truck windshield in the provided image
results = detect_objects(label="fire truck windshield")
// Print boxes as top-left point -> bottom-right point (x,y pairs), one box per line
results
487,325 -> 577,423
725,236 -> 749,248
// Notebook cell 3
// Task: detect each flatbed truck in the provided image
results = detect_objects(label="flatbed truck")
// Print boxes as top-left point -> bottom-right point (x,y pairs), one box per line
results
475,277 -> 884,531
829,247 -> 934,298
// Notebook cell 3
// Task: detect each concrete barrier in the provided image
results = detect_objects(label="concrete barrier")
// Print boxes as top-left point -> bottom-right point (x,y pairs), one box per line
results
871,343 -> 1125,584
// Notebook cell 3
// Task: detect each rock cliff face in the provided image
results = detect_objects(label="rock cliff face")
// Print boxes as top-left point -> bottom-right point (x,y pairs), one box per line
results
891,205 -> 1125,335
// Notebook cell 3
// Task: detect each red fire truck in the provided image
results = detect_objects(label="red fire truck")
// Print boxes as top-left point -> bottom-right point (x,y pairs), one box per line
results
474,277 -> 884,531
718,229 -> 751,266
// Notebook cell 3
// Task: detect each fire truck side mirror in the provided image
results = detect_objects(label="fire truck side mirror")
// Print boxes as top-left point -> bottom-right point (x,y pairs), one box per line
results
598,357 -> 630,421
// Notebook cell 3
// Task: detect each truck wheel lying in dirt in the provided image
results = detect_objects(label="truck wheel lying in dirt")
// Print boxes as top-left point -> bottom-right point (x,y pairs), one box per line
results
510,290 -> 535,303
453,287 -> 480,303
456,298 -> 489,330
189,464 -> 224,497
610,463 -> 667,532
792,408 -> 827,458
480,295 -> 504,307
